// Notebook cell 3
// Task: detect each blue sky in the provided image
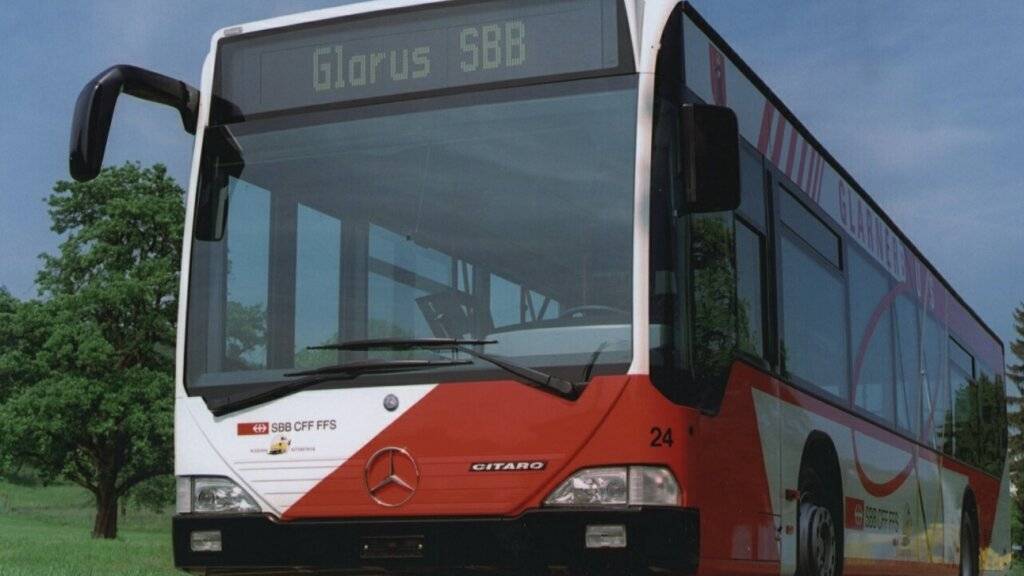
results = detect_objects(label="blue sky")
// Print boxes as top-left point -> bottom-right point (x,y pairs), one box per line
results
1,1 -> 1021,351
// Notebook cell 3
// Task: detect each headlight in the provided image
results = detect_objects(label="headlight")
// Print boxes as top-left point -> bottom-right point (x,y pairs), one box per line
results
545,466 -> 680,507
177,476 -> 261,514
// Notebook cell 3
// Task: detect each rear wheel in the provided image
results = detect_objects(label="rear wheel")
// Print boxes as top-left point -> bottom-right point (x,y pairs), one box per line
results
960,507 -> 978,576
797,467 -> 839,576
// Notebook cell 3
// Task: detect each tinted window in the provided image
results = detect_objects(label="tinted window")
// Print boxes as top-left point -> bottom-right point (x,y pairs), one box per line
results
780,190 -> 841,268
976,366 -> 1007,476
736,221 -> 764,359
691,213 -> 736,384
224,181 -> 270,370
186,78 -> 638,392
849,249 -> 895,422
894,295 -> 921,435
949,339 -> 976,460
780,234 -> 848,398
922,313 -> 948,448
294,205 -> 341,368
739,146 -> 765,229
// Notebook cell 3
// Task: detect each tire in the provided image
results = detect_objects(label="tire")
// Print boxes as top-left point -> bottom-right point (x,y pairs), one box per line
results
960,507 -> 979,576
797,466 -> 840,576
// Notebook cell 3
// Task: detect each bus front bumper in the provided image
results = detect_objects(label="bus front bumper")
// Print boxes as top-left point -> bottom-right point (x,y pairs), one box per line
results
173,507 -> 699,575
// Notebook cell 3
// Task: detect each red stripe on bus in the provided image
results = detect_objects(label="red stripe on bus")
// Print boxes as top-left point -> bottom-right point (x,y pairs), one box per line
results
784,129 -> 798,178
811,153 -> 825,202
757,101 -> 774,155
771,113 -> 787,165
796,140 -> 809,190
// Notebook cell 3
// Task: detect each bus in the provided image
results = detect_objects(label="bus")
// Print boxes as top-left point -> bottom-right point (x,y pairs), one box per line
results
68,1 -> 1011,575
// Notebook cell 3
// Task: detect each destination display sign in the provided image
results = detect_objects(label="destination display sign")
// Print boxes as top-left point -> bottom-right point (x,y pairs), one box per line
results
215,0 -> 626,118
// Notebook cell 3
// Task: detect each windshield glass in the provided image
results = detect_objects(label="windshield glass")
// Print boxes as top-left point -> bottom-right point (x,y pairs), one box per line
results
186,76 -> 637,393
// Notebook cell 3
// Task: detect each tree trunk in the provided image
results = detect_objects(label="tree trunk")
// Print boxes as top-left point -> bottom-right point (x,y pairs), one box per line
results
92,486 -> 119,539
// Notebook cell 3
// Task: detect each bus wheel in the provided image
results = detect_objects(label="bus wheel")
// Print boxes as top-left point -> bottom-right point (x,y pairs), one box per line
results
960,505 -> 979,576
798,467 -> 838,576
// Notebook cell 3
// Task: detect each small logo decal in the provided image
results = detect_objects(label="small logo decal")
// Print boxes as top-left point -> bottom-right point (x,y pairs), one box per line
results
383,394 -> 400,412
268,435 -> 291,455
364,447 -> 419,507
470,461 -> 547,472
845,497 -> 865,530
238,422 -> 269,436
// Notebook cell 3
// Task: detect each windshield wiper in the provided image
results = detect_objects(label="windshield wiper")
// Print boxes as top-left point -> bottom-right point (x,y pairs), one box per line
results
311,338 -> 581,400
205,358 -> 471,417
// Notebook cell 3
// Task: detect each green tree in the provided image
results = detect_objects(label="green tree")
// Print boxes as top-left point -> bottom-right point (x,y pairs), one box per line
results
0,163 -> 184,539
1007,304 -> 1024,553
0,289 -> 52,403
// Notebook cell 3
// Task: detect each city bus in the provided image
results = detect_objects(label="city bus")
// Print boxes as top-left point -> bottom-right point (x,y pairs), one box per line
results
67,1 -> 1011,575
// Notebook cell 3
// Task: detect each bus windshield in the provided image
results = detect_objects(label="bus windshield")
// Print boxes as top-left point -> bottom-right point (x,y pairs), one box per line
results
185,76 -> 637,394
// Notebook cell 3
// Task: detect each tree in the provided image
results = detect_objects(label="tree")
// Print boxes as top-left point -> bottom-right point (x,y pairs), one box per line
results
0,163 -> 184,539
0,289 -> 52,403
1007,304 -> 1024,552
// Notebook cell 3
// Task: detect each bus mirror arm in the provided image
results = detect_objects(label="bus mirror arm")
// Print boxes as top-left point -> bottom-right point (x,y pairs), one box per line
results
679,104 -> 741,214
69,65 -> 200,182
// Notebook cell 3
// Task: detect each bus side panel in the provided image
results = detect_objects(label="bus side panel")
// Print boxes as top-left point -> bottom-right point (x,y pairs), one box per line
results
983,460 -> 1014,573
916,449 -> 947,564
693,363 -> 781,576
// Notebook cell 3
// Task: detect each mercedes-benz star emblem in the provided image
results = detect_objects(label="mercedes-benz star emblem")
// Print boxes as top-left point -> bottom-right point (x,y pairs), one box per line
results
383,393 -> 399,412
364,447 -> 419,507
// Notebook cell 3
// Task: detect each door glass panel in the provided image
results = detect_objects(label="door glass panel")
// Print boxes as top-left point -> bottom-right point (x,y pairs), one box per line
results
735,221 -> 764,359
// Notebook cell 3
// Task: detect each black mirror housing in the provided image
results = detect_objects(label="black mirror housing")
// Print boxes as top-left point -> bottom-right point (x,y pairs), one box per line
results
69,65 -> 200,182
680,104 -> 741,213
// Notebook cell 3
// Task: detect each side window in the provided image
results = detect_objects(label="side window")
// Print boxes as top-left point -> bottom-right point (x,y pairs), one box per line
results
893,295 -> 921,435
949,339 -> 976,461
779,189 -> 848,399
975,365 -> 1007,476
735,222 -> 765,359
848,248 -> 896,423
691,213 -> 737,384
921,313 -> 948,448
735,146 -> 767,360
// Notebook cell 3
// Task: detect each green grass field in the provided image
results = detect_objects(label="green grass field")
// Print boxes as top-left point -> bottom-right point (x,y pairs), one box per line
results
0,479 -> 177,576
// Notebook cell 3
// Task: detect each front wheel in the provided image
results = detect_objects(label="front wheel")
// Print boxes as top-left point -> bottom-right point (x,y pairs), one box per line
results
960,508 -> 978,576
797,467 -> 839,576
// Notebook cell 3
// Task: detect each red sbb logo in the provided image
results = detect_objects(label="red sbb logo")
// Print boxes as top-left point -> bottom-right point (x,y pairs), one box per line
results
238,422 -> 270,436
845,497 -> 865,530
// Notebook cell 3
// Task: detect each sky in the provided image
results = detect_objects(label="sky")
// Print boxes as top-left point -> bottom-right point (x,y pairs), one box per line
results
0,1 -> 1021,352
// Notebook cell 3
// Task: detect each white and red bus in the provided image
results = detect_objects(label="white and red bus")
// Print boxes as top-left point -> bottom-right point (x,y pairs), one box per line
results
69,1 -> 1010,575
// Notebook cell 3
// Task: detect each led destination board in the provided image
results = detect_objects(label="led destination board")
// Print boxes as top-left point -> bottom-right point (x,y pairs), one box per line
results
215,0 -> 627,118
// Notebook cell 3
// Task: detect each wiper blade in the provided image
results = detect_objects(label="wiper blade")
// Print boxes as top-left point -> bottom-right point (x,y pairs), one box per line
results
205,358 -> 471,417
310,338 -> 496,351
309,338 -> 580,400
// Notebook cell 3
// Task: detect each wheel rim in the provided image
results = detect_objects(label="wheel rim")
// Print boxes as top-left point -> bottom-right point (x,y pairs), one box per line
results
800,500 -> 837,576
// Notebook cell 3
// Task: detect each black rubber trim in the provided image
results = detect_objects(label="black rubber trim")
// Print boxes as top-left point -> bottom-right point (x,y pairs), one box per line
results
174,507 -> 699,575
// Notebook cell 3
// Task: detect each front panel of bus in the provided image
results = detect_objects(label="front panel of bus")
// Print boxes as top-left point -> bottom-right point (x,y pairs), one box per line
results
173,1 -> 702,574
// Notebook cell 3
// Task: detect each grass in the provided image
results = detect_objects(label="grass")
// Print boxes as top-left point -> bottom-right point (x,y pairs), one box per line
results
0,478 -> 177,576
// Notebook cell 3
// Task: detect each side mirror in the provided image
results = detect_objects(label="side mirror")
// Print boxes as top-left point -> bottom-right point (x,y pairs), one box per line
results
69,65 -> 200,182
680,104 -> 741,213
